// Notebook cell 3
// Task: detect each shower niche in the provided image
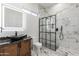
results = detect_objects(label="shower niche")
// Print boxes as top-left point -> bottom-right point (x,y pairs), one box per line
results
39,15 -> 57,51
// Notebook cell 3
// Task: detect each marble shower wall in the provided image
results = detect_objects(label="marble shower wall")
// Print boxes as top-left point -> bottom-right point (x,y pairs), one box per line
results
39,4 -> 79,51
56,4 -> 79,50
44,3 -> 79,50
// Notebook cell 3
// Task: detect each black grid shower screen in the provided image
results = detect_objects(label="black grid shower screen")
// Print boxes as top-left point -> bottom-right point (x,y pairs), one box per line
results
39,15 -> 57,51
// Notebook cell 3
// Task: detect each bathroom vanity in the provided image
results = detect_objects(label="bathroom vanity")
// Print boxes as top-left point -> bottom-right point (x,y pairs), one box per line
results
0,4 -> 32,56
0,35 -> 32,56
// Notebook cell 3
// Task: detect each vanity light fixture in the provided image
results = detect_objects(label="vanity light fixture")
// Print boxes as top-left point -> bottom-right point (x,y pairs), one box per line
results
22,9 -> 37,16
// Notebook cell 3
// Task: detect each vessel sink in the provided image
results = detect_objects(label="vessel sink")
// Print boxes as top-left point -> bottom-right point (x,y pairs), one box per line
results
9,34 -> 27,42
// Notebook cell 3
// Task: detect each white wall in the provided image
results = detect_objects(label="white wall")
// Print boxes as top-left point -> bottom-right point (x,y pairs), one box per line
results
26,13 -> 39,42
46,3 -> 79,51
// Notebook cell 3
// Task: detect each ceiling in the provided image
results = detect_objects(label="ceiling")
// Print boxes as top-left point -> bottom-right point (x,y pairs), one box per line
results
39,3 -> 57,9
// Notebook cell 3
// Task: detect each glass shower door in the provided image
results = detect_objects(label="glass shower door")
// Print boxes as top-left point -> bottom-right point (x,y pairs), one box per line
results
39,15 -> 57,51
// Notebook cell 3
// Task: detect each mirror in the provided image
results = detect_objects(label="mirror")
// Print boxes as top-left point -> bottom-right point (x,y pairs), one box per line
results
4,7 -> 22,27
2,4 -> 26,31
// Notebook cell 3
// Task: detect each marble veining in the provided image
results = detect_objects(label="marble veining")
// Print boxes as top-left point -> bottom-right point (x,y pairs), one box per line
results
31,46 -> 79,56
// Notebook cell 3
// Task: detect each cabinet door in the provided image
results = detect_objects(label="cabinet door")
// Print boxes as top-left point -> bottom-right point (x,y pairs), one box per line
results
19,39 -> 31,56
3,44 -> 17,56
19,40 -> 28,56
26,40 -> 31,56
0,48 -> 3,56
26,39 -> 31,56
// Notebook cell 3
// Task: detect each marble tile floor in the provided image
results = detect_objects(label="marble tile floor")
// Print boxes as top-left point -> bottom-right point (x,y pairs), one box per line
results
31,47 -> 68,56
31,46 -> 79,56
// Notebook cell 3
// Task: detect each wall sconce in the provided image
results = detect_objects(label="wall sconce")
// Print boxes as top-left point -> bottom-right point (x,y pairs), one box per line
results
22,9 -> 38,16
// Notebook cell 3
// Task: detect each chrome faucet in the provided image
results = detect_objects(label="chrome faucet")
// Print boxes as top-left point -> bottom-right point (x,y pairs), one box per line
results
0,27 -> 4,33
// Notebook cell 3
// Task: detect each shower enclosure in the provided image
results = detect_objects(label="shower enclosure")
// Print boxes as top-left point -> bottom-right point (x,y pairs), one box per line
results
39,15 -> 57,51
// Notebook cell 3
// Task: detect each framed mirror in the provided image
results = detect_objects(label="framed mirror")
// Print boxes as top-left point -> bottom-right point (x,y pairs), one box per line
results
1,4 -> 26,31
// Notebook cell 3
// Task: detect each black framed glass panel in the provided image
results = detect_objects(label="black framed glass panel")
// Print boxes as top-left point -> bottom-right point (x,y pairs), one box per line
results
39,15 -> 57,51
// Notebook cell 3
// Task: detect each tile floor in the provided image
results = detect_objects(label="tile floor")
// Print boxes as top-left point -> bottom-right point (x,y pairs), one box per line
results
31,47 -> 67,56
31,46 -> 79,56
